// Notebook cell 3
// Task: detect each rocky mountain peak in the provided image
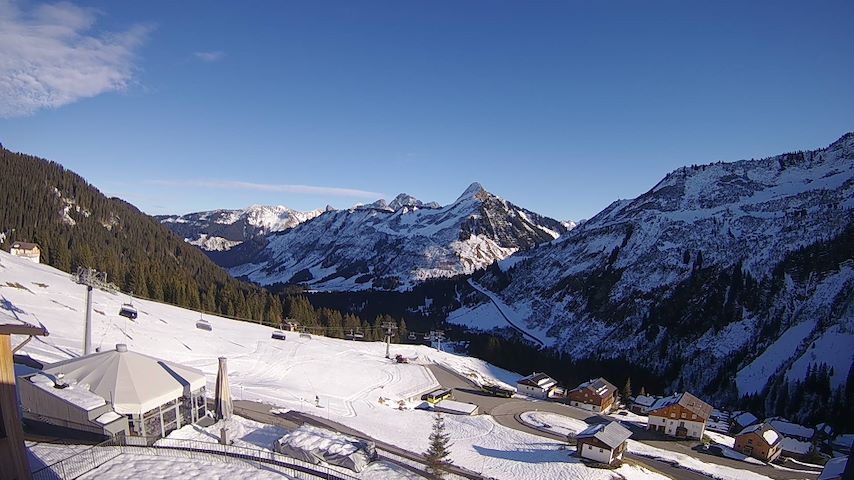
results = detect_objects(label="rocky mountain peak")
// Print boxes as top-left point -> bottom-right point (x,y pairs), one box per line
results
456,182 -> 486,202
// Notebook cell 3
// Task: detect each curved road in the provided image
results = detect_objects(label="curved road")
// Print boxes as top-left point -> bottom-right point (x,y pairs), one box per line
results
427,364 -> 818,480
467,279 -> 545,347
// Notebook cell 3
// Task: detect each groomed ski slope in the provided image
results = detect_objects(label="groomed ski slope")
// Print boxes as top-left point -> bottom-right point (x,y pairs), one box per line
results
3,250 -> 664,479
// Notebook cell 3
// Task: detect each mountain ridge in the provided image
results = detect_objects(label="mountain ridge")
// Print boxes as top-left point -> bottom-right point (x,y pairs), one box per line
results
455,133 -> 854,413
222,183 -> 570,290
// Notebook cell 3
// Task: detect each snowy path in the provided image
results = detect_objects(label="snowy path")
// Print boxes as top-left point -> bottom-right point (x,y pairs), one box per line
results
467,279 -> 545,347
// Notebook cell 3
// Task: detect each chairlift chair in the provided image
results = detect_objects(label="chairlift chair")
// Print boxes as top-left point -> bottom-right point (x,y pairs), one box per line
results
408,332 -> 416,341
195,314 -> 212,331
422,333 -> 431,340
119,303 -> 138,320
271,329 -> 287,340
353,330 -> 364,339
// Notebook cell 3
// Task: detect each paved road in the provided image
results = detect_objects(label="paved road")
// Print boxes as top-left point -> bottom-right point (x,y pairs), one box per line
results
467,280 -> 544,347
428,364 -> 818,480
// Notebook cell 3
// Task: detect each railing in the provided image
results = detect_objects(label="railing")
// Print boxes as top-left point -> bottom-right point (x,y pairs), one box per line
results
31,441 -> 120,480
32,435 -> 365,480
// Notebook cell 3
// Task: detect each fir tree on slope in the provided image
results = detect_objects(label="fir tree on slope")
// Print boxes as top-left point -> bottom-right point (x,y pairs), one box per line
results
424,413 -> 453,478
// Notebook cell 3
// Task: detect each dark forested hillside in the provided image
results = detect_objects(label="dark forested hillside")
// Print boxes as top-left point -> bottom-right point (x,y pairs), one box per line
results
0,147 -> 288,322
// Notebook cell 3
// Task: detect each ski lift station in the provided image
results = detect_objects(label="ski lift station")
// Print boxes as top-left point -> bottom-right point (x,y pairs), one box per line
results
18,344 -> 209,439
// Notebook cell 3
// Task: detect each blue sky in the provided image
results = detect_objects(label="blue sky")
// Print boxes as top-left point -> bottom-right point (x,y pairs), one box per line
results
1,0 -> 852,220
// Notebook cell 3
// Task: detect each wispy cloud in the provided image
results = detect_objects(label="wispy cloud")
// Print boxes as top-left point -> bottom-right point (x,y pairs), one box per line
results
0,0 -> 150,118
193,50 -> 225,62
150,179 -> 384,199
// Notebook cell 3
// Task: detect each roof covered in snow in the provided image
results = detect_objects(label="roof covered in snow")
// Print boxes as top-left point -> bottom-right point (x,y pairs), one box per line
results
732,411 -> 759,427
572,377 -> 617,398
576,421 -> 632,449
29,373 -> 107,411
767,417 -> 815,440
42,344 -> 206,415
818,456 -> 849,480
518,372 -> 557,389
648,392 -> 713,419
737,423 -> 782,447
632,395 -> 658,407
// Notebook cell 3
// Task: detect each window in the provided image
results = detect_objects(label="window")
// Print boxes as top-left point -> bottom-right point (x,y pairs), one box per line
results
670,413 -> 676,418
681,413 -> 686,418
599,448 -> 604,453
588,445 -> 592,450
691,414 -> 696,420
747,439 -> 753,444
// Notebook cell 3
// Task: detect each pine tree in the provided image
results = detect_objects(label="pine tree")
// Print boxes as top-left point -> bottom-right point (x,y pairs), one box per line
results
424,413 -> 453,478
622,377 -> 632,400
398,319 -> 408,343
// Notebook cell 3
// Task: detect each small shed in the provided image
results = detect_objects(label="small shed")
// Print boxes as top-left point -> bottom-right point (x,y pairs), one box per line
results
430,399 -> 479,416
9,241 -> 40,263
576,421 -> 632,466
734,422 -> 783,462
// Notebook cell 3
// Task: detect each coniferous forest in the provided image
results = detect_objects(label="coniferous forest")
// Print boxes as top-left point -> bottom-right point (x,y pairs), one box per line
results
0,147 -> 410,337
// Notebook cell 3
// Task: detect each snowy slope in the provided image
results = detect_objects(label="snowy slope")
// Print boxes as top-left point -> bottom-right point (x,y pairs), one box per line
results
228,183 -> 569,291
3,250 -> 671,479
450,133 -> 854,399
157,205 -> 326,251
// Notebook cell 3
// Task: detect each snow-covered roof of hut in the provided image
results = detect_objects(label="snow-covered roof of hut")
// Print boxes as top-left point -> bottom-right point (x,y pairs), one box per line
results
42,344 -> 206,415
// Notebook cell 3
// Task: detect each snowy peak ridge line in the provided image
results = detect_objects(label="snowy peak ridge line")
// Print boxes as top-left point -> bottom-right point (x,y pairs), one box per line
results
227,182 -> 570,291
452,132 -> 854,406
157,204 -> 325,251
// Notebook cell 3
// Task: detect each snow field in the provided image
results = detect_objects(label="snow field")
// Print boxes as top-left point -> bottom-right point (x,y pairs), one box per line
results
5,251 -> 666,479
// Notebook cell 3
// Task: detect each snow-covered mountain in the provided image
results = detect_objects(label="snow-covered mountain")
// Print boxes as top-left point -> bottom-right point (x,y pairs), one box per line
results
157,205 -> 326,251
455,133 -> 854,404
227,183 -> 569,290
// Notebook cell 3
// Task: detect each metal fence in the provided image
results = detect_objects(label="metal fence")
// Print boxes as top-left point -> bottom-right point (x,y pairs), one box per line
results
32,436 -> 366,480
31,443 -> 121,480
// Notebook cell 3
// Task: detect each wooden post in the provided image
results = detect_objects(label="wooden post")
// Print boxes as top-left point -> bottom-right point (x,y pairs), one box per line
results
0,333 -> 32,480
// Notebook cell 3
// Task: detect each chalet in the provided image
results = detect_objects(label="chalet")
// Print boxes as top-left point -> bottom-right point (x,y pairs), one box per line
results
19,344 -> 208,439
567,378 -> 617,413
1,311 -> 48,480
646,392 -> 712,440
284,320 -> 300,332
516,372 -> 557,399
734,423 -> 783,462
9,242 -> 40,264
575,421 -> 632,466
630,394 -> 658,415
